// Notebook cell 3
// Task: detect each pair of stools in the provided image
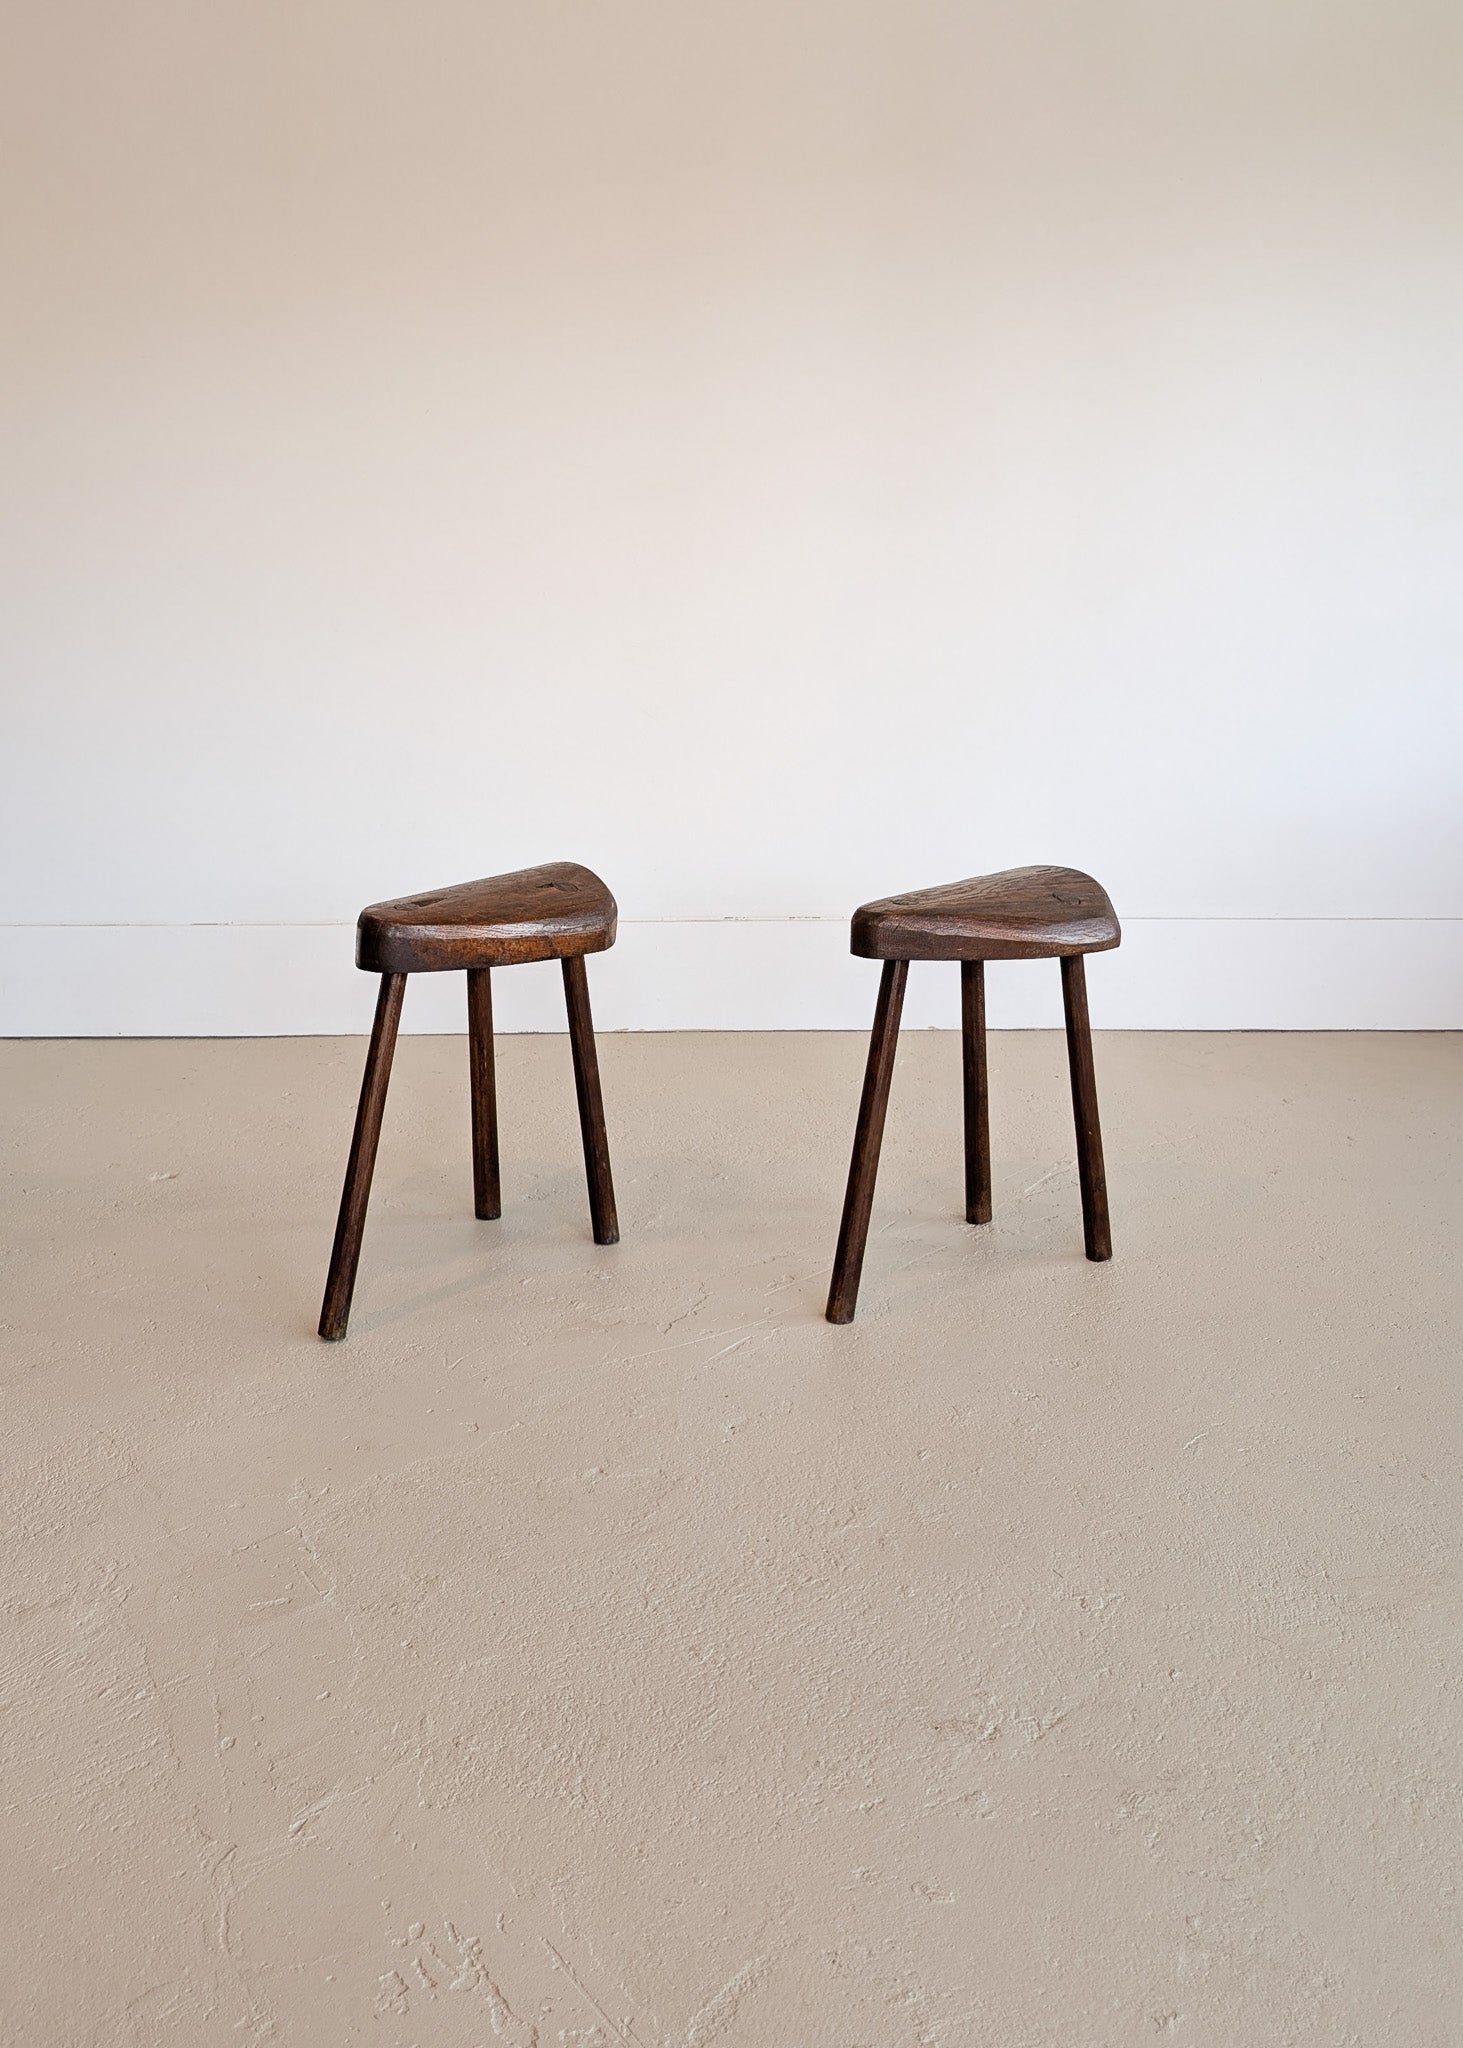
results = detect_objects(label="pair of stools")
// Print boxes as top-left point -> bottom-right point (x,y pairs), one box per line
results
319,861 -> 1120,1340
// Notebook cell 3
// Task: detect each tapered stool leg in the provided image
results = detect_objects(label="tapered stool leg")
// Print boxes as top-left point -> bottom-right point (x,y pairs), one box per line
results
961,959 -> 992,1225
467,967 -> 501,1220
562,957 -> 619,1245
1060,954 -> 1111,1261
826,959 -> 908,1324
319,972 -> 407,1340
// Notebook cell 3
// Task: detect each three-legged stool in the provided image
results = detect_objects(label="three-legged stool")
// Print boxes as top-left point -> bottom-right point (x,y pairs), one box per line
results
826,865 -> 1120,1323
320,862 -> 619,1340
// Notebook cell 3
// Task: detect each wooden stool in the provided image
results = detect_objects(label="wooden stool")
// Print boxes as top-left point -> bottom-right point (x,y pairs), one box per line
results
826,865 -> 1120,1324
319,862 -> 619,1340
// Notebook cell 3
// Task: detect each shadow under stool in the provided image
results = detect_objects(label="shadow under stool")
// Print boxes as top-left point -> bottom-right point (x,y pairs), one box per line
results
319,862 -> 619,1340
826,865 -> 1120,1324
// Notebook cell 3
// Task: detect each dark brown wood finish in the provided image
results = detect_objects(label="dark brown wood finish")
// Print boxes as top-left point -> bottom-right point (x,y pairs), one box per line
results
319,971 -> 406,1341
562,956 -> 619,1245
853,865 -> 1119,962
828,864 -> 1119,1320
320,864 -> 620,1337
961,959 -> 992,1226
826,959 -> 908,1325
467,967 -> 501,1221
1060,954 -> 1112,1262
358,862 -> 616,974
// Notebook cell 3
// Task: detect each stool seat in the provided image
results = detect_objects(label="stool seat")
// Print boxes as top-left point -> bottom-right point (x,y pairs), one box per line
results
851,864 -> 1119,962
357,861 -> 616,973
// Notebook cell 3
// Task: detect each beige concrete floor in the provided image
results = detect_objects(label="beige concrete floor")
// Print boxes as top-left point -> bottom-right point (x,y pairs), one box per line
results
2,1030 -> 1460,2047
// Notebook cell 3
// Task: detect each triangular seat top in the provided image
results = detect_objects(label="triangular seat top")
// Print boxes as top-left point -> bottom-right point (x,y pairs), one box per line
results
852,865 -> 1119,961
357,861 -> 616,973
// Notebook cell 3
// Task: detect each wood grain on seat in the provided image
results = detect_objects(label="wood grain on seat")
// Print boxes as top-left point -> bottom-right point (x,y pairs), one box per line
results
851,865 -> 1119,963
357,862 -> 616,973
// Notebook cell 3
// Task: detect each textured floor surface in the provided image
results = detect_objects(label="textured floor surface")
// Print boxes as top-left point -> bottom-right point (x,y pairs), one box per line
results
2,1030 -> 1460,2047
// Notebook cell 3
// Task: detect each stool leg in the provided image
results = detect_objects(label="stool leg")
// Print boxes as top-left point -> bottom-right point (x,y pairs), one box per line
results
319,972 -> 406,1340
1060,954 -> 1111,1262
467,967 -> 501,1220
562,956 -> 619,1245
961,959 -> 992,1225
826,959 -> 908,1325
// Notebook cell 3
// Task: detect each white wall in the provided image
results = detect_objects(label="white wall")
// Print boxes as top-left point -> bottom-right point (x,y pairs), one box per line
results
3,0 -> 1460,1034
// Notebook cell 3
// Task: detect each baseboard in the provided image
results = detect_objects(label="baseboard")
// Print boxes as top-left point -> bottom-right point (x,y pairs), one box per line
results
1,919 -> 1458,1034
